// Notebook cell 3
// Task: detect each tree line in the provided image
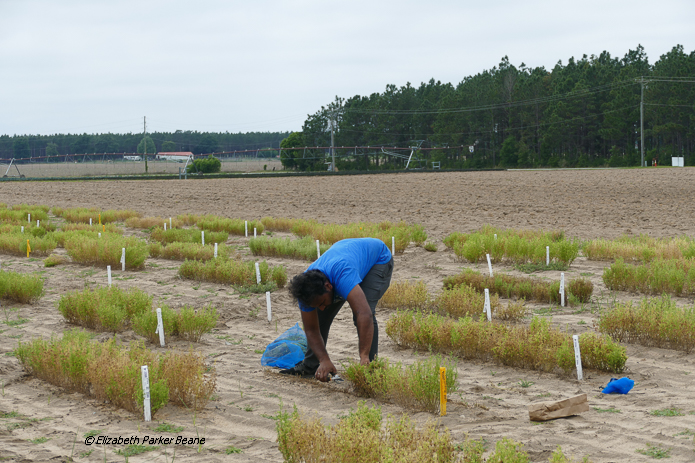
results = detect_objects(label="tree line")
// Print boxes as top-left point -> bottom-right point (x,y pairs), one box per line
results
282,45 -> 695,171
1,131 -> 290,161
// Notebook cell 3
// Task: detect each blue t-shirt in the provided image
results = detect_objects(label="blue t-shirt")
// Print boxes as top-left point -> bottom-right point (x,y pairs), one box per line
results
298,238 -> 392,312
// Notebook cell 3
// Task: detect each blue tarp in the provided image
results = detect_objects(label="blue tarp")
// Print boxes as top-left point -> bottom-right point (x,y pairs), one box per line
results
261,322 -> 308,369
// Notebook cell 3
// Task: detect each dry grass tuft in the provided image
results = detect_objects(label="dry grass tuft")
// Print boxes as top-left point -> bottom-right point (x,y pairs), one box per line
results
260,216 -> 300,232
379,280 -> 430,310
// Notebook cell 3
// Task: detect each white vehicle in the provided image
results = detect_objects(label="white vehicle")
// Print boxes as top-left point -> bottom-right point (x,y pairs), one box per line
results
156,152 -> 194,162
123,155 -> 142,161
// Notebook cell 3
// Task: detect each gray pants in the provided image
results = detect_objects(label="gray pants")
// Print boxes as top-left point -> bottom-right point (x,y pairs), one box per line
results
302,258 -> 394,371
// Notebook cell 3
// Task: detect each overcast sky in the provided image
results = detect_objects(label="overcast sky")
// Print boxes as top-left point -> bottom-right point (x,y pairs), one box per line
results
1,0 -> 693,137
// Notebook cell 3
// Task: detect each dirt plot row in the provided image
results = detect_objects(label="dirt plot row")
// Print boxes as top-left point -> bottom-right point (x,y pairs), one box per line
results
1,169 -> 695,462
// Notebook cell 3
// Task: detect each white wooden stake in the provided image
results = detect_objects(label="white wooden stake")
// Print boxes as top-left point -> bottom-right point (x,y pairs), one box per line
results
494,234 -> 497,240
254,227 -> 257,238
316,240 -> 321,259
245,221 -> 248,237
107,265 -> 112,287
21,226 -> 24,233
28,213 -> 30,223
560,272 -> 565,307
486,254 -> 493,277
214,243 -> 218,258
141,365 -> 152,421
155,308 -> 165,347
391,236 -> 395,255
89,218 -> 92,226
164,222 -> 167,231
255,262 -> 261,284
98,232 -> 101,238
121,248 -> 126,271
201,230 -> 205,246
36,220 -> 39,228
546,246 -> 550,266
266,291 -> 272,322
169,217 -> 172,229
573,335 -> 583,381
484,288 -> 492,321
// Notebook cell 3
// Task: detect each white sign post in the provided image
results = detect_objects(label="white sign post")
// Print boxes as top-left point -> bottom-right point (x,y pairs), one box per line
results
484,288 -> 492,321
21,226 -> 24,233
169,217 -> 172,229
201,231 -> 205,246
494,234 -> 497,240
255,262 -> 261,284
254,228 -> 257,238
37,220 -> 40,228
89,218 -> 92,226
107,265 -> 112,287
164,222 -> 167,231
265,291 -> 272,321
141,365 -> 152,421
98,232 -> 101,238
245,221 -> 248,237
121,248 -> 126,272
27,213 -> 30,223
155,308 -> 165,347
560,273 -> 565,307
214,243 -> 218,258
391,236 -> 395,255
572,335 -> 583,381
546,246 -> 550,266
486,254 -> 493,277
316,240 -> 321,259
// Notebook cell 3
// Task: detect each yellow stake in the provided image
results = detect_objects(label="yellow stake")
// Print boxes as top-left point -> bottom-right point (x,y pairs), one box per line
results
439,367 -> 447,416
98,213 -> 101,225
103,225 -> 105,233
26,239 -> 31,258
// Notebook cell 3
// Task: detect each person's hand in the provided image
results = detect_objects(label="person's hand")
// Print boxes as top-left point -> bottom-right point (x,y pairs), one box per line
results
315,359 -> 337,382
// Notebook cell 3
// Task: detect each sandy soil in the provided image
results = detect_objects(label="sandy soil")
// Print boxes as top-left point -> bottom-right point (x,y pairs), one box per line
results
1,168 -> 695,462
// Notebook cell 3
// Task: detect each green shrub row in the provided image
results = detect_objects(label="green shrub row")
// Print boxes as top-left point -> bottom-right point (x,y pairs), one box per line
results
197,217 -> 264,236
148,241 -> 230,261
0,207 -> 49,224
443,269 -> 593,305
15,330 -> 216,416
0,270 -> 44,304
54,207 -> 141,224
597,295 -> 695,352
133,305 -> 218,343
443,226 -> 579,266
65,234 -> 149,269
386,311 -> 627,374
249,236 -> 331,261
179,258 -> 287,289
603,258 -> 695,296
150,227 -> 228,245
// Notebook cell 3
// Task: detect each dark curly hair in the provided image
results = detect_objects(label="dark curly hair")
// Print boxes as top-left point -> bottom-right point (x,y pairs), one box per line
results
288,270 -> 329,305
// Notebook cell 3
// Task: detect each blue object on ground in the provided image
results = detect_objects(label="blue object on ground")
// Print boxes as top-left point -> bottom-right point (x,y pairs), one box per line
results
261,322 -> 308,369
602,377 -> 634,394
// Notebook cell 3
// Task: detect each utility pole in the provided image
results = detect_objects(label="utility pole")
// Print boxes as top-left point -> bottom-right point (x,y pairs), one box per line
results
640,77 -> 645,167
143,116 -> 148,173
330,116 -> 335,172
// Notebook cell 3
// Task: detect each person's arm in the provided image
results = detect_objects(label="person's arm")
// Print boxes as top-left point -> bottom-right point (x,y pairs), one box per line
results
300,309 -> 336,382
346,284 -> 373,365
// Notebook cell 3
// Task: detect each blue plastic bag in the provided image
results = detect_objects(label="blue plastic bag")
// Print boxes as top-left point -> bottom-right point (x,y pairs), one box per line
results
261,322 -> 308,369
602,377 -> 634,394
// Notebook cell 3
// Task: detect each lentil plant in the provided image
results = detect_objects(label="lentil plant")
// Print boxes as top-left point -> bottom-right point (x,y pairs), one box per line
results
148,241 -> 230,261
386,311 -> 627,374
57,286 -> 153,332
197,216 -> 264,235
64,234 -> 149,269
150,228 -> 228,245
0,270 -> 44,304
597,295 -> 695,352
603,258 -> 695,296
249,236 -> 331,261
342,355 -> 458,413
132,305 -> 218,343
0,232 -> 57,257
179,258 -> 287,288
15,330 -> 216,415
443,269 -> 593,304
583,235 -> 695,262
443,226 -> 579,266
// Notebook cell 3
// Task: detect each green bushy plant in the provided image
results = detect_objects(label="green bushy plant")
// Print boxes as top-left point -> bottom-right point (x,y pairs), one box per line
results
132,305 -> 218,343
57,286 -> 153,332
0,232 -> 57,257
179,258 -> 287,289
197,216 -> 264,236
64,234 -> 148,269
249,236 -> 330,260
0,270 -> 44,304
603,258 -> 695,296
186,154 -> 221,173
150,227 -> 228,246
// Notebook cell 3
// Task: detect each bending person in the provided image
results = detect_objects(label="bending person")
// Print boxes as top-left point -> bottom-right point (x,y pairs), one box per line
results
282,238 -> 393,382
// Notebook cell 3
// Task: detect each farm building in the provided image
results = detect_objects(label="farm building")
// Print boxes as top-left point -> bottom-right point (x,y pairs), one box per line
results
155,152 -> 194,162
